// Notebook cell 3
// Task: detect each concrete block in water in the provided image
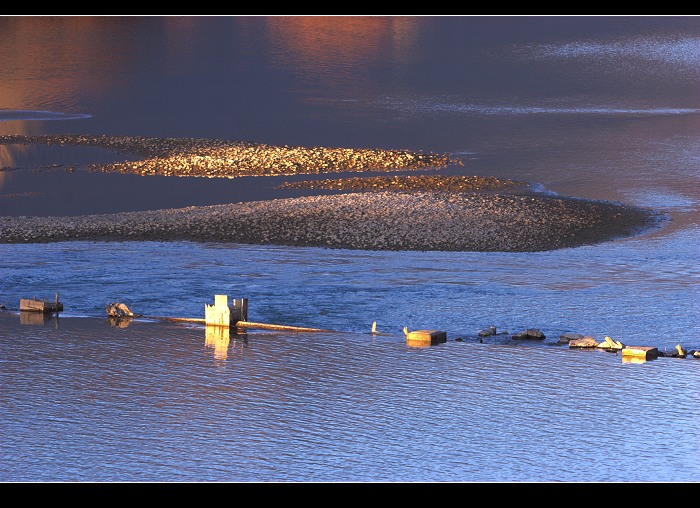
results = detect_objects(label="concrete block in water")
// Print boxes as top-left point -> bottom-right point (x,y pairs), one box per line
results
404,327 -> 447,346
622,346 -> 659,360
205,294 -> 232,327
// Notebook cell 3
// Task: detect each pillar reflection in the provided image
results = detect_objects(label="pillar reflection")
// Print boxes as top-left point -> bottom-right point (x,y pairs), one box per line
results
19,311 -> 49,325
621,355 -> 647,364
205,324 -> 230,360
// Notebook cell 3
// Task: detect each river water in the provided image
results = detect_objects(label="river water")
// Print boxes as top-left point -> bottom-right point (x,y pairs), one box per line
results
0,16 -> 699,482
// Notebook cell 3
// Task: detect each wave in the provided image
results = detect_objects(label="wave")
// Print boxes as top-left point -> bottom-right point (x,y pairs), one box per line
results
380,97 -> 700,117
0,109 -> 92,122
524,36 -> 700,69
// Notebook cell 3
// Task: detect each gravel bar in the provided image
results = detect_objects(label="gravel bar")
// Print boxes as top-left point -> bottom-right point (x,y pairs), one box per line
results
0,135 -> 661,251
0,134 -> 455,177
0,192 -> 659,252
278,175 -> 529,193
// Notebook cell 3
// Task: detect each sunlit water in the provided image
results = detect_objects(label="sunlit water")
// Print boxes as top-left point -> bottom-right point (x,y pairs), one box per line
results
1,312 -> 699,482
1,16 -> 699,482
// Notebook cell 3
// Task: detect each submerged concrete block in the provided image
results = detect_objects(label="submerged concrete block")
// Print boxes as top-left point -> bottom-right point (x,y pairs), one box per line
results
622,346 -> 659,360
404,327 -> 447,346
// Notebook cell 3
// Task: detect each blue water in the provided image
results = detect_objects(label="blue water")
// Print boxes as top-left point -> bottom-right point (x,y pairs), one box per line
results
1,233 -> 699,353
1,16 -> 699,482
2,311 -> 698,482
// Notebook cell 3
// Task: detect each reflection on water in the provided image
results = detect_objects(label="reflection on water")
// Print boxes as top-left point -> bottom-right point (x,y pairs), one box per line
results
0,17 -> 142,116
0,142 -> 26,170
204,325 -> 249,362
0,143 -> 131,170
1,313 -> 698,482
19,311 -> 51,326
0,118 -> 51,137
622,355 -> 647,364
406,338 -> 436,348
204,324 -> 230,360
265,16 -> 419,88
107,316 -> 134,328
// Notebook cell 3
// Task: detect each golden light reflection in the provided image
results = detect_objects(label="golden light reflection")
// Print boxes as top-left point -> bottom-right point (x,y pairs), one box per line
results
264,16 -> 419,86
0,142 -> 27,169
0,16 -> 423,136
406,339 -> 432,348
622,355 -> 647,364
205,324 -> 230,360
0,138 -> 39,192
0,120 -> 47,137
19,311 -> 48,325
0,17 -> 132,134
107,316 -> 133,329
163,16 -> 200,78
388,16 -> 420,65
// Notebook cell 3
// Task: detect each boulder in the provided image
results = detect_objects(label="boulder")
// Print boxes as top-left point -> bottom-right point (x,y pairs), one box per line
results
596,336 -> 625,350
512,328 -> 546,340
558,332 -> 584,344
676,344 -> 687,358
569,336 -> 599,348
660,345 -> 688,358
479,326 -> 497,337
105,302 -> 136,317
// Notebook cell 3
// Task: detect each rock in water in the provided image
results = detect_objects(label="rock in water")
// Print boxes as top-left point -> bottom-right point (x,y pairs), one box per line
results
479,326 -> 497,337
569,337 -> 599,348
512,329 -> 546,340
116,303 -> 134,317
559,332 -> 584,344
105,302 -> 135,317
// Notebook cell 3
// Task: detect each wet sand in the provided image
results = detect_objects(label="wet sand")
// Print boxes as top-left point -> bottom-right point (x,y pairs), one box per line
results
0,135 -> 661,252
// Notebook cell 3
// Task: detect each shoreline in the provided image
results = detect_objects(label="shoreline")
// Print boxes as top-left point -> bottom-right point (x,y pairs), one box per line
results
0,135 -> 662,252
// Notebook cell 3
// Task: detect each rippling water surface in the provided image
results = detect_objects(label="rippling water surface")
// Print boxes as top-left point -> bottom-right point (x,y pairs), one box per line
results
1,313 -> 698,482
1,16 -> 699,482
1,237 -> 699,352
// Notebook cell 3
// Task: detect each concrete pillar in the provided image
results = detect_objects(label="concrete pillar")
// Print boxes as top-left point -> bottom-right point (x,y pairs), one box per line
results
205,294 -> 232,327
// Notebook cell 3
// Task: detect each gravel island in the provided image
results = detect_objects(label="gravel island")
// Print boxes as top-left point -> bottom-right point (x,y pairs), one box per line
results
0,135 -> 660,251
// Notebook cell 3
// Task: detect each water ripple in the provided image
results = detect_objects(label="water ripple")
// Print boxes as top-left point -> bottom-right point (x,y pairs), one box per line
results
0,109 -> 91,122
2,314 -> 698,482
379,96 -> 700,117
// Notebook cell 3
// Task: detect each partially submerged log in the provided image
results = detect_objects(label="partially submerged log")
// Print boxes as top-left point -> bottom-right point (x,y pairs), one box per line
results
236,321 -> 334,333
